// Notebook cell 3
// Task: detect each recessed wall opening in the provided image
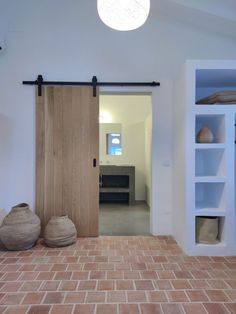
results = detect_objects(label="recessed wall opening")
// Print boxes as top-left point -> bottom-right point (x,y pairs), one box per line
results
99,93 -> 152,236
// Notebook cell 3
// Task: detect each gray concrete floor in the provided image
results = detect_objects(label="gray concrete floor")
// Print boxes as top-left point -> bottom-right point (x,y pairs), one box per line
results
99,201 -> 150,236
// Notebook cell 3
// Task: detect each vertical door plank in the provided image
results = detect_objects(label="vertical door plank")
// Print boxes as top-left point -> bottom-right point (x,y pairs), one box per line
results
36,86 -> 99,236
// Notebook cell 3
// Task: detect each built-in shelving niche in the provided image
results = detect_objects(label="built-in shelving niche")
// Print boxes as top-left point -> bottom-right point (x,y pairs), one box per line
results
195,114 -> 225,143
195,149 -> 225,177
195,182 -> 225,213
195,216 -> 225,246
195,69 -> 236,104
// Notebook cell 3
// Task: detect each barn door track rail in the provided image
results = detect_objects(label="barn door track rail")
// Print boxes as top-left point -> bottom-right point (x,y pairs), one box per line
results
23,75 -> 160,97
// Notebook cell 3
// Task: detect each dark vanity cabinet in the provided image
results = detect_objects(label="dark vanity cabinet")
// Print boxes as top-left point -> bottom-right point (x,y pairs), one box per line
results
99,165 -> 135,204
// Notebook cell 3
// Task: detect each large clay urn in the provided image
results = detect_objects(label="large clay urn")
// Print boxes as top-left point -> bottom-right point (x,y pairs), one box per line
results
44,215 -> 77,248
0,203 -> 41,250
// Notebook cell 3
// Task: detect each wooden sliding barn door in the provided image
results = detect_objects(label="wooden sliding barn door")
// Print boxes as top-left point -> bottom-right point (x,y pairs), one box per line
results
36,86 -> 99,236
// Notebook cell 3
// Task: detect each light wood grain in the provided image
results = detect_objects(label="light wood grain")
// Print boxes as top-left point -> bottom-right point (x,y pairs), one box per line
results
36,86 -> 99,236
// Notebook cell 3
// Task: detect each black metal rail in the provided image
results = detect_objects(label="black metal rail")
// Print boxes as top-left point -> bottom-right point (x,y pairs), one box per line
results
23,75 -> 160,97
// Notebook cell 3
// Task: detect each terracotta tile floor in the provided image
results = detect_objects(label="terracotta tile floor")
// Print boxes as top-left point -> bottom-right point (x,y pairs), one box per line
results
0,236 -> 235,313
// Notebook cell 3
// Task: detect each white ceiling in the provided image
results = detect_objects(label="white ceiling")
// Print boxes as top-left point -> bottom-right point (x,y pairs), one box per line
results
150,0 -> 236,39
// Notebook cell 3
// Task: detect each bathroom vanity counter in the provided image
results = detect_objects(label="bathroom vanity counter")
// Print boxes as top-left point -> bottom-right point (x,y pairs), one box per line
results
99,165 -> 135,204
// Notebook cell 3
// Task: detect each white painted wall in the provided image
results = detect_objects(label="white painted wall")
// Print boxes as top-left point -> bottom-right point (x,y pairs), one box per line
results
1,0 -> 236,235
145,115 -> 152,206
99,95 -> 151,201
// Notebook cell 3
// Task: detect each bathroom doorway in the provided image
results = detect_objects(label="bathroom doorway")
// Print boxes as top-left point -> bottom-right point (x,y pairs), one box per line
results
99,93 -> 152,235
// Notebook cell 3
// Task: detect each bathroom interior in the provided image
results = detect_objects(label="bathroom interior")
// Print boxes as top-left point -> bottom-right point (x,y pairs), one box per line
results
99,93 -> 152,236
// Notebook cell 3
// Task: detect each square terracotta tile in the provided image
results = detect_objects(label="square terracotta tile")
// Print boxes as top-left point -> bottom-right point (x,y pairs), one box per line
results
99,263 -> 115,271
191,270 -> 211,279
89,271 -> 106,279
119,304 -> 140,314
2,272 -> 21,281
35,264 -> 52,272
225,279 -> 236,288
225,303 -> 236,314
96,304 -> 118,314
153,256 -> 168,263
107,271 -> 123,280
157,271 -> 175,279
54,271 -> 72,280
140,304 -> 162,314
140,271 -> 158,279
64,292 -> 86,303
167,290 -> 189,302
135,280 -> 154,290
163,263 -> 180,271
127,291 -> 147,302
18,264 -> 36,272
28,305 -> 51,314
116,280 -> 134,290
115,263 -> 130,271
59,280 -> 78,291
107,291 -> 126,303
19,272 -> 39,281
1,293 -> 25,305
63,257 -> 78,263
51,304 -> 74,314
205,289 -> 229,302
67,264 -> 83,271
123,271 -> 140,279
207,279 -> 230,289
36,272 -> 55,280
40,281 -> 60,291
131,263 -> 147,270
20,281 -> 42,291
174,270 -> 193,279
3,305 -> 30,314
51,264 -> 68,271
183,303 -> 207,314
43,292 -> 65,304
0,282 -> 23,292
22,292 -> 45,304
147,291 -> 168,302
83,263 -> 99,271
189,279 -> 210,289
203,303 -> 229,314
97,280 -> 114,291
85,291 -> 106,303
95,256 -> 109,263
186,290 -> 209,302
171,279 -> 191,289
77,280 -> 97,290
71,271 -> 89,280
225,289 -> 236,301
153,279 -> 172,290
74,304 -> 95,314
161,303 -> 184,314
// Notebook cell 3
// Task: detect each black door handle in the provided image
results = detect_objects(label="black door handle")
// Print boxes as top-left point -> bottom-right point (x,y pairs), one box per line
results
93,158 -> 96,167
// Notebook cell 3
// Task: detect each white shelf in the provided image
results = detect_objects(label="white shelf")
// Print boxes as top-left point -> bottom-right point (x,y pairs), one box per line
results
195,242 -> 226,247
195,209 -> 226,216
195,143 -> 225,149
195,177 -> 225,183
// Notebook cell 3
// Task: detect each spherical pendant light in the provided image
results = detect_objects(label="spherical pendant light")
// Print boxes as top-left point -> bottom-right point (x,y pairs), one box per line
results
97,0 -> 150,31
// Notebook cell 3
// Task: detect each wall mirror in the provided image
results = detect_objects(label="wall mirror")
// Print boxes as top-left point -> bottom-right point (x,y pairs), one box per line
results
106,133 -> 122,155
100,123 -> 122,156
